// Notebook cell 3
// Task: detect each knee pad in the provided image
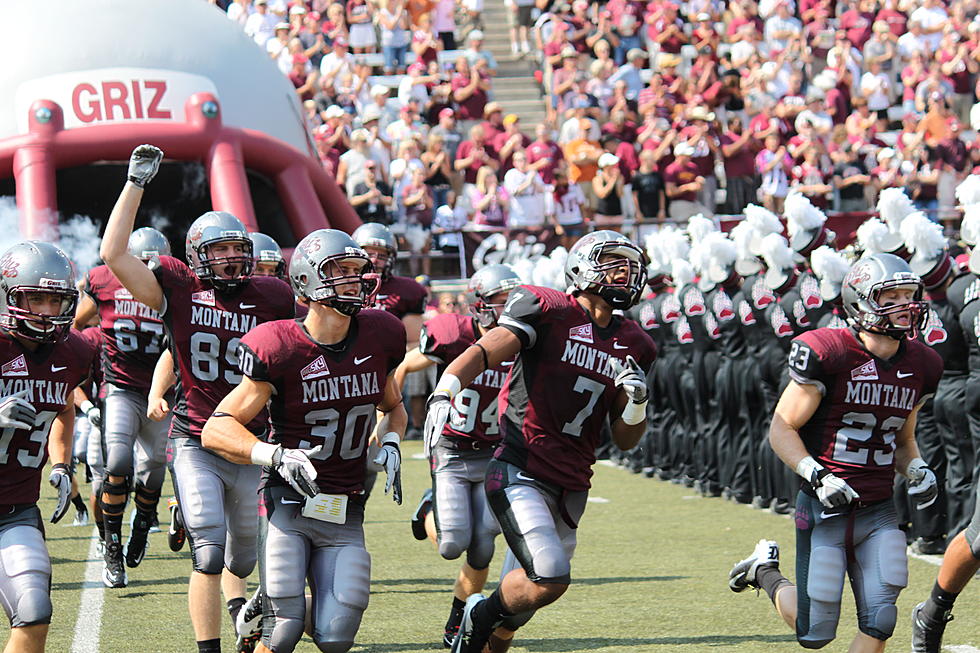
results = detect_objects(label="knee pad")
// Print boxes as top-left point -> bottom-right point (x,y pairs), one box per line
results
315,640 -> 354,653
311,546 -> 370,646
225,548 -> 257,580
262,594 -> 305,653
105,448 -> 135,479
438,532 -> 467,561
499,609 -> 535,632
15,588 -> 52,627
861,604 -> 897,641
464,529 -> 496,571
191,543 -> 224,575
99,479 -> 129,514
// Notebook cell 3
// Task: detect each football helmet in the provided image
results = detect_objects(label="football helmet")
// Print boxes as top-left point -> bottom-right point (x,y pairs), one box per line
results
466,264 -> 522,328
352,223 -> 398,281
249,232 -> 286,279
0,241 -> 78,343
565,231 -> 648,309
184,211 -> 253,291
289,229 -> 380,316
128,227 -> 171,271
841,253 -> 927,339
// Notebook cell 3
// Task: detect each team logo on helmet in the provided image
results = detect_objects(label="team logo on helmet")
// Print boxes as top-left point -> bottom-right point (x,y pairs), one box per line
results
1,354 -> 27,377
300,355 -> 330,381
845,262 -> 872,288
850,359 -> 879,381
0,254 -> 18,278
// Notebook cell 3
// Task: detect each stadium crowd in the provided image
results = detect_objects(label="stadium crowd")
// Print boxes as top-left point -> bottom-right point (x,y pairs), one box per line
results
221,0 -> 980,248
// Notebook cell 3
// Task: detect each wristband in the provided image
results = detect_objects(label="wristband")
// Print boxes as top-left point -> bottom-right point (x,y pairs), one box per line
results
434,373 -> 462,399
379,431 -> 400,447
620,399 -> 647,425
795,455 -> 824,482
905,457 -> 928,480
251,442 -> 281,466
80,400 -> 96,415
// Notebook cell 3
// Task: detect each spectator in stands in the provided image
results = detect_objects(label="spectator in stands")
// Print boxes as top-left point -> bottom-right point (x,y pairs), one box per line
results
898,22 -> 930,66
390,142 -> 425,224
791,145 -> 834,208
938,35 -> 978,123
494,114 -> 530,173
319,36 -> 354,92
526,122 -> 564,187
860,59 -> 893,131
756,133 -> 792,213
632,149 -> 667,225
480,102 -> 506,145
455,124 -> 499,193
226,0 -> 252,27
387,103 -> 428,148
593,153 -> 624,229
937,119 -> 970,224
398,62 -> 436,107
470,166 -> 508,226
245,0 -> 277,46
411,13 -> 442,67
366,84 -> 401,132
402,165 -> 434,275
288,54 -> 319,100
322,2 -> 349,44
421,132 -> 455,214
909,0 -> 948,52
350,160 -> 394,224
504,151 -> 548,228
608,49 -> 647,101
452,57 -> 491,132
433,0 -> 458,49
721,116 -> 758,214
512,0 -> 535,54
464,30 -> 498,76
648,3 -> 687,58
909,147 -> 941,216
379,0 -> 411,75
267,22 -> 291,62
665,142 -> 709,221
765,0 -> 802,52
337,128 -> 375,195
870,147 -> 906,196
552,170 -> 587,248
430,108 -> 463,160
833,143 -> 872,212
406,0 -> 434,28
346,0 -> 376,53
563,118 -> 603,216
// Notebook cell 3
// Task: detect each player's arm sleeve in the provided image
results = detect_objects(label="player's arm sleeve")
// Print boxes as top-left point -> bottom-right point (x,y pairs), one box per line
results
152,256 -> 192,316
497,287 -> 544,349
407,284 -> 427,315
387,317 -> 408,373
786,336 -> 827,395
418,323 -> 446,364
237,338 -> 273,386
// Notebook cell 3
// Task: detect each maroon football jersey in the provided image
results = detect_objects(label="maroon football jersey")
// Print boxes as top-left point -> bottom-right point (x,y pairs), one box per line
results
153,256 -> 295,438
239,311 -> 406,494
76,326 -> 104,400
370,275 -> 427,319
420,313 -> 511,445
0,329 -> 96,506
496,286 -> 657,491
87,264 -> 166,392
788,328 -> 943,503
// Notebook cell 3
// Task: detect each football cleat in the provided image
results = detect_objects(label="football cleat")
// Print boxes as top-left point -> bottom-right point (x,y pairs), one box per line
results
168,498 -> 186,552
911,601 -> 953,653
412,488 -> 433,541
729,539 -> 779,593
125,512 -> 152,568
443,625 -> 458,649
450,594 -> 498,653
103,541 -> 128,588
148,511 -> 161,534
236,588 -> 264,653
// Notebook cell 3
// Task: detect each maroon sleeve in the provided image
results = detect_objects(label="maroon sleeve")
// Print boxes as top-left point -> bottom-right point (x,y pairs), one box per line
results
419,314 -> 461,363
239,322 -> 282,385
153,255 -> 196,312
498,285 -> 568,349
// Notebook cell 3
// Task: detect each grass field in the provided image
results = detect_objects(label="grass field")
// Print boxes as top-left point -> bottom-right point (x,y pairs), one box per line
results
30,441 -> 980,652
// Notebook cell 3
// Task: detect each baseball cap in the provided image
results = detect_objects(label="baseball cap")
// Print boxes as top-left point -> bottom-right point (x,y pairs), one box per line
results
468,29 -> 485,41
598,153 -> 620,168
503,114 -> 519,126
483,101 -> 502,116
362,104 -> 382,122
275,22 -> 290,31
324,105 -> 345,119
370,84 -> 389,97
439,107 -> 455,119
289,5 -> 307,15
333,36 -> 348,46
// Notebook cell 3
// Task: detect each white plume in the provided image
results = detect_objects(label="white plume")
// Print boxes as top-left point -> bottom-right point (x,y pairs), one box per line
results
759,233 -> 795,271
689,239 -> 711,274
531,248 -> 567,290
900,211 -> 946,257
856,217 -> 890,254
659,226 -> 691,262
784,191 -> 826,237
955,174 -> 980,207
729,220 -> 757,260
809,246 -> 850,285
876,187 -> 916,234
644,231 -> 669,275
403,224 -> 429,254
961,204 -> 980,246
511,257 -> 535,285
686,214 -> 717,242
704,231 -> 736,267
743,204 -> 783,237
671,258 -> 695,287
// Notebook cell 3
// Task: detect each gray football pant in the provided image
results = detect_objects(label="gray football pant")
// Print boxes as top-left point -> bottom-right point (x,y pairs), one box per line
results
0,507 -> 51,628
102,384 -> 170,490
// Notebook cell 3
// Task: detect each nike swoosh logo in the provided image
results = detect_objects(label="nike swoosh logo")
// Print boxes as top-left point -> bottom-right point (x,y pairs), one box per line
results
897,371 -> 913,378
354,355 -> 372,365
240,303 -> 256,310
51,365 -> 66,373
280,498 -> 302,505
612,342 -> 628,350
515,471 -> 535,482
820,511 -> 842,519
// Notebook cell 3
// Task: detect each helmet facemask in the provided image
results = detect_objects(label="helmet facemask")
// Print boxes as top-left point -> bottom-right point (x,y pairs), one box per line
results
469,282 -> 519,329
577,242 -> 647,309
304,254 -> 380,316
361,244 -> 395,282
2,287 -> 78,343
192,237 -> 254,291
851,279 -> 928,340
254,252 -> 287,279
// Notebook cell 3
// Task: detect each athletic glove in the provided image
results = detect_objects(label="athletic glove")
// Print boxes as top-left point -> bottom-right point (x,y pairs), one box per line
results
80,400 -> 101,430
128,144 -> 163,188
906,458 -> 939,509
610,355 -> 648,404
423,392 -> 452,456
262,445 -> 321,498
373,432 -> 402,505
49,463 -> 72,524
796,455 -> 860,509
0,390 -> 37,430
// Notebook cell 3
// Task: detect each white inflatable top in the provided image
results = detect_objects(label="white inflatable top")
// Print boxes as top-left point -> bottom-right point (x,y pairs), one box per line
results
0,0 -> 309,152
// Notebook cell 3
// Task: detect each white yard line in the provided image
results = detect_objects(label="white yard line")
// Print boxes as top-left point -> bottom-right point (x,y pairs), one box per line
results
70,528 -> 104,653
943,646 -> 980,652
908,550 -> 944,567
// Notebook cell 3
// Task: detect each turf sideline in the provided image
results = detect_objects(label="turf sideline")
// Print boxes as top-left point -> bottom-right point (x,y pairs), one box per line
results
69,528 -> 105,653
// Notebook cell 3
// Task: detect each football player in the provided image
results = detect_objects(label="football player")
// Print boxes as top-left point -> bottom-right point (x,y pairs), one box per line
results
351,224 -> 428,437
728,253 -> 943,652
394,264 -> 520,646
424,231 -> 656,653
0,241 -> 96,653
202,229 -> 406,653
100,145 -> 296,653
74,226 -> 173,587
249,233 -> 287,279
